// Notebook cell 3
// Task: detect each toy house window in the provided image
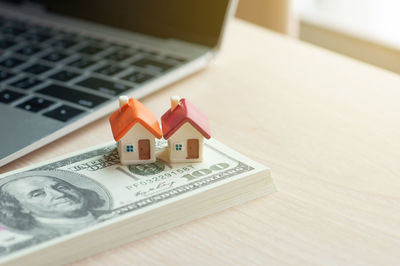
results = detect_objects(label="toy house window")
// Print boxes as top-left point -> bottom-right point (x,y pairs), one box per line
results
126,145 -> 134,152
175,144 -> 183,151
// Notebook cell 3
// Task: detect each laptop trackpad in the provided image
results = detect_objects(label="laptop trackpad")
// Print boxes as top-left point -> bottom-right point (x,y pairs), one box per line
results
0,105 -> 63,163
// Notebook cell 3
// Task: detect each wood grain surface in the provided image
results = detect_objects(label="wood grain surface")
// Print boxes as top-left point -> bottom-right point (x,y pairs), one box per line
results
1,19 -> 400,265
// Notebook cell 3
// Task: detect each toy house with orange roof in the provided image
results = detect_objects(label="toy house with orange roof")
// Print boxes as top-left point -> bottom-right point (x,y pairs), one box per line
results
109,96 -> 162,165
161,96 -> 211,163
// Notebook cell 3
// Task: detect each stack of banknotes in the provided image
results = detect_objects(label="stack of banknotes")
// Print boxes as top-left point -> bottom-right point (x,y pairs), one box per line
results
0,138 -> 275,265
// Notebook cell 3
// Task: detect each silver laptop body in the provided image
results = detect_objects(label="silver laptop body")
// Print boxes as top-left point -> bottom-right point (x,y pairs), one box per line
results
0,0 -> 237,167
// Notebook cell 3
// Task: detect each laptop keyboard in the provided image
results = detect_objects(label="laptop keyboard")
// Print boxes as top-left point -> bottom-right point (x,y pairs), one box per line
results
0,14 -> 187,122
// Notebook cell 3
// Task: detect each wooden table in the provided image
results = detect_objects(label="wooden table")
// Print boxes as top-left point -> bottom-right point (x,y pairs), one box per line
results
2,19 -> 400,265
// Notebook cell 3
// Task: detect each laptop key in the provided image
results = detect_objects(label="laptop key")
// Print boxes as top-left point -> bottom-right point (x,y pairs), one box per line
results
94,65 -> 124,76
42,51 -> 69,62
43,104 -> 85,122
50,70 -> 80,82
78,45 -> 104,55
0,70 -> 14,82
0,57 -> 24,68
37,84 -> 108,108
131,58 -> 175,72
137,49 -> 159,56
122,71 -> 154,84
0,89 -> 25,103
68,57 -> 95,69
105,50 -> 134,62
59,31 -> 78,39
83,36 -> 103,43
0,38 -> 16,49
9,77 -> 42,90
77,77 -> 131,96
17,97 -> 54,113
51,39 -> 77,49
23,33 -> 52,43
16,45 -> 42,56
23,64 -> 52,75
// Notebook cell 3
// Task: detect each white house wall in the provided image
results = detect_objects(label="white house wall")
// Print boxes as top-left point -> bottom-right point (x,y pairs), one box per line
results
168,122 -> 204,163
118,123 -> 156,165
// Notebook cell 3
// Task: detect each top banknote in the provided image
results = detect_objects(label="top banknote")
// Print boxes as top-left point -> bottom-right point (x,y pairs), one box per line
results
0,138 -> 270,261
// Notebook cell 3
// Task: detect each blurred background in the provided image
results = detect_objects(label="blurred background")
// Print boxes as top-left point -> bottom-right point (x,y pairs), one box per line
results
236,0 -> 400,74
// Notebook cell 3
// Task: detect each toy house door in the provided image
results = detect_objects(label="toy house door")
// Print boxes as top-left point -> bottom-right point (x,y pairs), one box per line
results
187,139 -> 199,159
138,139 -> 150,160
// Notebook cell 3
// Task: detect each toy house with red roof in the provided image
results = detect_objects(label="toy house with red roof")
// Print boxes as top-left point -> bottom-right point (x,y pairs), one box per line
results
109,96 -> 162,165
161,96 -> 211,163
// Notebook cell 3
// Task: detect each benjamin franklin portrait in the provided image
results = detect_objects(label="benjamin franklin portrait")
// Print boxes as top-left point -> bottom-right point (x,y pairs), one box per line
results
0,170 -> 113,238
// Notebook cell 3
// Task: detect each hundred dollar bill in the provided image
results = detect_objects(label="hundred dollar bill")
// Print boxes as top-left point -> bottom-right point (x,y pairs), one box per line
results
0,138 -> 274,265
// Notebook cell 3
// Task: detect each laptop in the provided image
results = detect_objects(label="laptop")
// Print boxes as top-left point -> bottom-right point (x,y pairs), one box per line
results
0,0 -> 237,167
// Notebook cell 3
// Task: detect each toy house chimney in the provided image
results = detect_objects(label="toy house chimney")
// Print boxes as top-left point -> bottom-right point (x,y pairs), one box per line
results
119,95 -> 129,110
170,96 -> 181,111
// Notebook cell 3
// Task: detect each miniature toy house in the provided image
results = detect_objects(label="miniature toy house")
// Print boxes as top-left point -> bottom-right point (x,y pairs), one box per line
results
109,96 -> 162,165
161,96 -> 211,163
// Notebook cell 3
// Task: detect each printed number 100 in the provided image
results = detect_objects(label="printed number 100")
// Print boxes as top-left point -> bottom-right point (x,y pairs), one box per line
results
182,163 -> 229,181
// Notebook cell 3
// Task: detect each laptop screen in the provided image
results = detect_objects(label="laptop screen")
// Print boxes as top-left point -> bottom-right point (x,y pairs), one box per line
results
42,0 -> 230,48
